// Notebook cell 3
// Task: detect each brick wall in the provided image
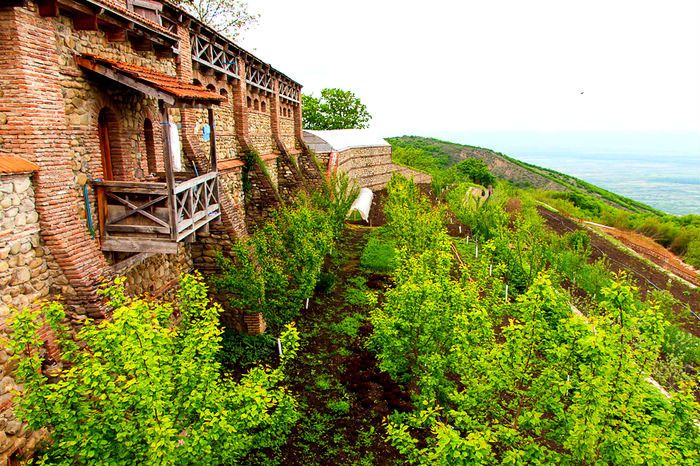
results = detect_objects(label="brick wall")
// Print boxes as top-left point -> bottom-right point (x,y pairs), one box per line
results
0,4 -> 112,318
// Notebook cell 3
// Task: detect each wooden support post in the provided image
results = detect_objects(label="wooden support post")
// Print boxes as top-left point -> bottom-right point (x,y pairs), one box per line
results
207,106 -> 219,226
207,107 -> 217,171
96,185 -> 106,244
73,13 -> 98,30
160,101 -> 178,241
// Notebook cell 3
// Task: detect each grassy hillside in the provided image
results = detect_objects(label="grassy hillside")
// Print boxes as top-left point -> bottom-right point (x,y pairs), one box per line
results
388,135 -> 700,268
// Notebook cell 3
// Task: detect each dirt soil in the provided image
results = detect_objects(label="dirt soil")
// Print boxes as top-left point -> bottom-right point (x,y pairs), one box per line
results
537,207 -> 700,337
277,226 -> 407,465
587,223 -> 699,286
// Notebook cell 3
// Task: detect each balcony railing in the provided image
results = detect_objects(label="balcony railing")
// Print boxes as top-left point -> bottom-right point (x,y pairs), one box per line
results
94,172 -> 220,253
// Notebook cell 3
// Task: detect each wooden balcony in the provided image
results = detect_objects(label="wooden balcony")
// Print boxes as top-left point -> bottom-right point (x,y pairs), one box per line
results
94,171 -> 220,253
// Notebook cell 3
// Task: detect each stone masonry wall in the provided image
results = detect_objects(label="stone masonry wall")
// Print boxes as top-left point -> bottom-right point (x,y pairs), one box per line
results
248,111 -> 275,155
121,244 -> 193,298
279,116 -> 296,152
0,173 -> 71,463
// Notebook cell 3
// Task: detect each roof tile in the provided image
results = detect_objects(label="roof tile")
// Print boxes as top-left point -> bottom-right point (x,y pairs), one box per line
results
0,155 -> 40,174
79,54 -> 223,103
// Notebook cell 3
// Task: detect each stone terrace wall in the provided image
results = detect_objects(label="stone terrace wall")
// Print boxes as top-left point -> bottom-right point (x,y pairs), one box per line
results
391,164 -> 432,185
328,147 -> 432,191
336,146 -> 394,190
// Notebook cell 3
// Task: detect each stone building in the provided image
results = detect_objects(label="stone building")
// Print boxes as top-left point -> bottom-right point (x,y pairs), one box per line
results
0,0 -> 324,460
303,129 -> 431,190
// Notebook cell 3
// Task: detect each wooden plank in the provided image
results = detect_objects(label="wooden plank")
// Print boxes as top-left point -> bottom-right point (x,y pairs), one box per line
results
173,171 -> 217,194
175,212 -> 220,242
101,238 -> 178,254
106,192 -> 170,227
107,224 -> 170,235
208,107 -> 217,171
96,185 -> 106,243
160,103 -> 179,241
191,56 -> 239,79
92,182 -> 168,195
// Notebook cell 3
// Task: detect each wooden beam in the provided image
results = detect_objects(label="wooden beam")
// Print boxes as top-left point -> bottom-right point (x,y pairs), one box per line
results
76,57 -> 175,105
101,238 -> 178,254
155,45 -> 175,59
132,36 -> 154,52
73,13 -> 98,30
160,102 -> 179,241
208,107 -> 217,172
106,29 -> 128,42
38,0 -> 58,16
107,224 -> 170,235
1,0 -> 28,7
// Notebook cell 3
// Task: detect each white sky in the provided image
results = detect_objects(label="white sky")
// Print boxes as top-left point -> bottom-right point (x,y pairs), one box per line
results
239,0 -> 700,151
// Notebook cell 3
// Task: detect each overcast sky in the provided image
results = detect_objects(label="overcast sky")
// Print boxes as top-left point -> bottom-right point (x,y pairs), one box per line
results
239,0 -> 700,154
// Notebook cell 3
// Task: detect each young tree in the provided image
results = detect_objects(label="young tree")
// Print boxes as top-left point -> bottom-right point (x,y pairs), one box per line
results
8,274 -> 300,465
302,88 -> 372,130
172,0 -> 258,39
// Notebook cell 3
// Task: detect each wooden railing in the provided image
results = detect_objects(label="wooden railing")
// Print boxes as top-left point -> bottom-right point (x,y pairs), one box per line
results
94,172 -> 220,252
173,171 -> 220,241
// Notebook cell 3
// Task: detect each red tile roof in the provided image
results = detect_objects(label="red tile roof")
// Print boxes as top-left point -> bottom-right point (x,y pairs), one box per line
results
78,54 -> 223,103
0,155 -> 39,174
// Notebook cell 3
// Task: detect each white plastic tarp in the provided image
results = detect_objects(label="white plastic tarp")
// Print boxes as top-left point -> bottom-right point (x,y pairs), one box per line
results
168,122 -> 182,171
347,188 -> 374,222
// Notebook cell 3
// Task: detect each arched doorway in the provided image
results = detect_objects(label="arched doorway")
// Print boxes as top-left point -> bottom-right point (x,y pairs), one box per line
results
144,118 -> 157,176
98,108 -> 115,180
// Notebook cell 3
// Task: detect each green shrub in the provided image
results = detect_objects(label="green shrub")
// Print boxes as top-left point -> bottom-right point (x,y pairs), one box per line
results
329,313 -> 365,338
663,325 -> 700,365
7,275 -> 301,465
360,237 -> 398,272
344,277 -> 378,309
219,330 -> 276,369
326,399 -> 351,415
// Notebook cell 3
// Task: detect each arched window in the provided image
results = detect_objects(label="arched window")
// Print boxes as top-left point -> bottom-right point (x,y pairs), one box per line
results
192,79 -> 202,86
219,88 -> 228,101
261,100 -> 267,112
206,83 -> 216,92
253,98 -> 259,111
143,118 -> 157,176
247,96 -> 252,108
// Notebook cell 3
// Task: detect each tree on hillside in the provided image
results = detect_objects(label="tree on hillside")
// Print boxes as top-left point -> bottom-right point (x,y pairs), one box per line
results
302,88 -> 372,130
172,0 -> 258,39
456,158 -> 495,187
